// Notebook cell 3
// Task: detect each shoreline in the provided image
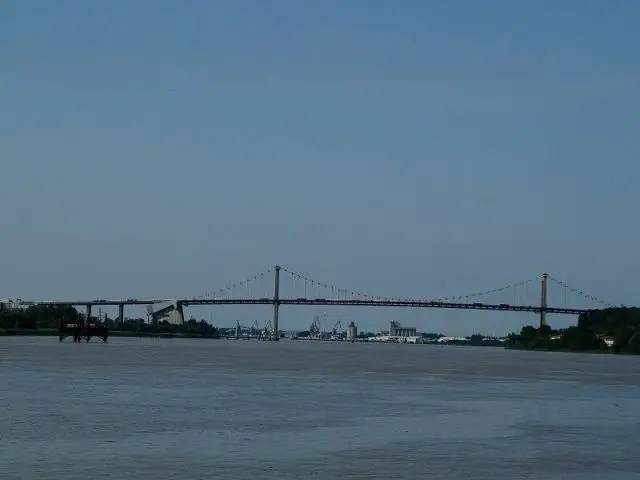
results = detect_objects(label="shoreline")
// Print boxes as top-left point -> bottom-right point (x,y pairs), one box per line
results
0,330 -> 504,346
0,328 -> 221,340
3,330 -> 636,353
504,345 -> 638,355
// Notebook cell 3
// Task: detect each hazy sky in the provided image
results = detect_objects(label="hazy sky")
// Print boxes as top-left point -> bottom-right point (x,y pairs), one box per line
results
2,1 -> 638,335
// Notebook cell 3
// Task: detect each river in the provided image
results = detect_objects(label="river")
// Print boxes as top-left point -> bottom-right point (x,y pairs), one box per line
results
1,337 -> 639,479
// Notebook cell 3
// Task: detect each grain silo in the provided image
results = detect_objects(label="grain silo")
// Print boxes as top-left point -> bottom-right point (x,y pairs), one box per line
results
347,321 -> 357,340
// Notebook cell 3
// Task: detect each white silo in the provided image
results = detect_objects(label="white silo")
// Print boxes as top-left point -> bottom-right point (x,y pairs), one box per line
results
347,321 -> 357,340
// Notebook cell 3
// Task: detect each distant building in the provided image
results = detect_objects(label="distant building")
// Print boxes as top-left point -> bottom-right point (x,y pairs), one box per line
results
389,320 -> 416,338
437,336 -> 469,343
347,321 -> 357,340
601,336 -> 615,348
148,301 -> 183,325
0,298 -> 28,310
421,333 -> 442,342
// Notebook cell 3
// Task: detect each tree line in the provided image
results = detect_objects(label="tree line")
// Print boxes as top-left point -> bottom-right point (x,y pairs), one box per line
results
506,307 -> 640,354
0,304 -> 219,337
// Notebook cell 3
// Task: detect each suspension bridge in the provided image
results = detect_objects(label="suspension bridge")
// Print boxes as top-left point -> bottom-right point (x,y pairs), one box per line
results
6,264 -> 617,342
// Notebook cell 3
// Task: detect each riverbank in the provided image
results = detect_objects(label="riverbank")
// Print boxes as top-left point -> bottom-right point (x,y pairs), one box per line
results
504,345 -> 623,355
504,343 -> 640,355
506,310 -> 640,355
0,328 -> 221,339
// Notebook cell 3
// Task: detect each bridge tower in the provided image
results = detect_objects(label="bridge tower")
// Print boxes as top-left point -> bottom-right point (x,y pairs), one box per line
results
540,273 -> 548,328
272,265 -> 280,341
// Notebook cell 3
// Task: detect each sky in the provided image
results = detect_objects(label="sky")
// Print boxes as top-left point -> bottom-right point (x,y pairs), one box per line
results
1,1 -> 639,335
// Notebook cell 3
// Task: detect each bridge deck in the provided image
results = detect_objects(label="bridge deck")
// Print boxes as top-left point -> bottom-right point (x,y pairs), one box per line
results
15,298 -> 594,315
181,298 -> 591,314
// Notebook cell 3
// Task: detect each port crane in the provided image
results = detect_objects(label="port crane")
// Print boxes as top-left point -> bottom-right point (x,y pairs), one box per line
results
309,315 -> 324,339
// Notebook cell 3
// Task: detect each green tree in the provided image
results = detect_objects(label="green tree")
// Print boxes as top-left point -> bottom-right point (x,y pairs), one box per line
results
615,326 -> 635,351
520,326 -> 538,345
627,333 -> 640,354
560,326 -> 600,351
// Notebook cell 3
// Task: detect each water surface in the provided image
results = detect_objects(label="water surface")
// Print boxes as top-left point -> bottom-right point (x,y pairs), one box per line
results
1,337 -> 639,479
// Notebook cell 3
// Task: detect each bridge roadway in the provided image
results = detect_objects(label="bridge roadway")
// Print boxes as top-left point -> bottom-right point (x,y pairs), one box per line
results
182,298 -> 592,315
20,297 -> 593,315
16,299 -> 172,306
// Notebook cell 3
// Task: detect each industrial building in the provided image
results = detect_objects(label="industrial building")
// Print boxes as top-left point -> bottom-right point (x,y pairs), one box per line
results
0,298 -> 28,310
389,320 -> 417,338
346,321 -> 357,340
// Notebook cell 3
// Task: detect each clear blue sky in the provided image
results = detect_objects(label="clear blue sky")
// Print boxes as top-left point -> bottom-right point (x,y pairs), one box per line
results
2,1 -> 639,335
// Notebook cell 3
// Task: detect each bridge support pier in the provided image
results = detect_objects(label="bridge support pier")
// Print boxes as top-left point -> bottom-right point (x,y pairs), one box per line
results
86,304 -> 92,325
272,265 -> 280,341
175,301 -> 185,325
540,273 -> 548,328
118,303 -> 125,327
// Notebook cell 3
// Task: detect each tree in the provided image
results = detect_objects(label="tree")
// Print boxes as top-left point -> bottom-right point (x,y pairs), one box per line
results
506,306 -> 640,353
520,326 -> 538,345
627,333 -> 640,354
615,326 -> 635,351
